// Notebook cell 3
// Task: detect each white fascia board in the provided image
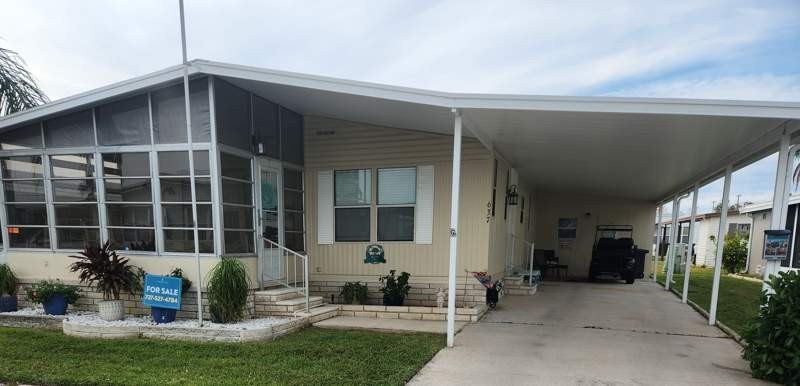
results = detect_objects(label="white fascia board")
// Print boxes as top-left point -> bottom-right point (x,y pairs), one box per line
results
0,64 -> 190,130
193,59 -> 800,120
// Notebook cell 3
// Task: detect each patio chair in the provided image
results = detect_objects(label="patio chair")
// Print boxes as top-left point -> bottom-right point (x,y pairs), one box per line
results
535,249 -> 568,280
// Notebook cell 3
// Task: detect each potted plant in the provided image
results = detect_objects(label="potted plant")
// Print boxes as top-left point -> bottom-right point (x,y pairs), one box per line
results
379,270 -> 411,306
151,268 -> 194,324
207,257 -> 250,323
26,280 -> 80,315
69,241 -> 138,321
340,281 -> 368,304
0,264 -> 19,312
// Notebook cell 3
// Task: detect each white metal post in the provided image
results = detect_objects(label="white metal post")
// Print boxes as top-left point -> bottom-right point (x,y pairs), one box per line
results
665,195 -> 680,290
179,0 -> 203,326
709,165 -> 732,326
764,130 -> 791,292
653,205 -> 664,282
682,184 -> 699,303
446,109 -> 462,348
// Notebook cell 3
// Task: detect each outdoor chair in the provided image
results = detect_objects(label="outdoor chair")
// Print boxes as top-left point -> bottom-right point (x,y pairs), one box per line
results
534,249 -> 568,280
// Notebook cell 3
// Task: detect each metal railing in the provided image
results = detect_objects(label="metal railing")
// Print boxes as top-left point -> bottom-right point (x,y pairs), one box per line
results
262,237 -> 310,313
507,234 -> 536,288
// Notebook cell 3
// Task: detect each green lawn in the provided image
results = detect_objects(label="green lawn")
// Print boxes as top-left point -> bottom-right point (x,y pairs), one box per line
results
658,264 -> 763,335
0,327 -> 444,386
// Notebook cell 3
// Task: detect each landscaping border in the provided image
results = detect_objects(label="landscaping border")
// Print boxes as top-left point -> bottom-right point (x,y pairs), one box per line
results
336,304 -> 487,322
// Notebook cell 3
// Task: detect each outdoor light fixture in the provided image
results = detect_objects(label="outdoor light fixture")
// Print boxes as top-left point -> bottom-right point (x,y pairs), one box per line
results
506,185 -> 519,206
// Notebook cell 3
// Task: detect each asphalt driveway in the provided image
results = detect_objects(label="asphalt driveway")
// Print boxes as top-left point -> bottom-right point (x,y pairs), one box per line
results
410,280 -> 768,385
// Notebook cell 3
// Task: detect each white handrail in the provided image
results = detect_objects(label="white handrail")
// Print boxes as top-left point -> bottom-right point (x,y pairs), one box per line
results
509,234 -> 536,287
262,237 -> 310,313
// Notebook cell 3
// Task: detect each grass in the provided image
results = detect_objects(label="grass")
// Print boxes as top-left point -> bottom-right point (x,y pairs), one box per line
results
0,327 -> 445,386
658,264 -> 763,335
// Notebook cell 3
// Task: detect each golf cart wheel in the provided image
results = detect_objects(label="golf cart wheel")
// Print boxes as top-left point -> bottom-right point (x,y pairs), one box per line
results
625,274 -> 635,284
487,301 -> 497,309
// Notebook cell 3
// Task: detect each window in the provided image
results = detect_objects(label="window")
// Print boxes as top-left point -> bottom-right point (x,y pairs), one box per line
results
215,79 -> 252,152
2,156 -> 49,248
96,94 -> 151,146
221,153 -> 254,254
103,153 -> 155,251
377,167 -> 415,242
151,78 -> 211,144
283,167 -> 305,251
0,124 -> 43,150
159,151 -> 213,253
50,154 -> 99,249
727,223 -> 750,240
44,110 -> 94,148
334,169 -> 371,242
557,218 -> 577,240
680,224 -> 690,244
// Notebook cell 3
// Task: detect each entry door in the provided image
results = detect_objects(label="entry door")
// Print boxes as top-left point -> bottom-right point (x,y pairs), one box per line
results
258,159 -> 284,283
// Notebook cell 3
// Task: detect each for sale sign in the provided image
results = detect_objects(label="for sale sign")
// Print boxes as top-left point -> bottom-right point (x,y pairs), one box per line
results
142,274 -> 182,310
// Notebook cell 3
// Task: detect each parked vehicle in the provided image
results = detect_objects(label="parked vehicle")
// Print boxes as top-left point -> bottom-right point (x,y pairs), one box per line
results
588,225 -> 648,284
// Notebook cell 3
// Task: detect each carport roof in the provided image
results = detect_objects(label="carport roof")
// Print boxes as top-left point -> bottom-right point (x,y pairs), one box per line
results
1,59 -> 799,202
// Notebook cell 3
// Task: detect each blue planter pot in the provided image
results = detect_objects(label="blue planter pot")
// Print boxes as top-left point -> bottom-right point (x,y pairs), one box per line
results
151,307 -> 177,324
0,295 -> 17,312
43,294 -> 68,315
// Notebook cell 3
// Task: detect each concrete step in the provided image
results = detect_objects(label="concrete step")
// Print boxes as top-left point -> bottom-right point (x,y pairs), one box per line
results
504,285 -> 538,296
298,305 -> 340,324
254,287 -> 304,302
276,296 -> 324,312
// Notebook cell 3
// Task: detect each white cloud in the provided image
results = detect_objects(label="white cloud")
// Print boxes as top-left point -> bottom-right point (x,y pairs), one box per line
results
607,74 -> 800,101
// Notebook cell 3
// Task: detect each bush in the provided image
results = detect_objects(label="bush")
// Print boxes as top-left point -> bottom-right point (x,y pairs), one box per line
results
379,270 -> 411,306
722,233 -> 748,274
26,280 -> 80,305
340,282 -> 368,304
69,241 -> 138,301
742,271 -> 800,384
207,258 -> 250,323
0,264 -> 19,296
170,268 -> 193,294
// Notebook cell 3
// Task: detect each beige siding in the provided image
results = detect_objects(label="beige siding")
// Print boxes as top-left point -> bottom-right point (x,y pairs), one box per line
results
304,116 -> 492,282
747,210 -> 771,275
534,191 -> 655,279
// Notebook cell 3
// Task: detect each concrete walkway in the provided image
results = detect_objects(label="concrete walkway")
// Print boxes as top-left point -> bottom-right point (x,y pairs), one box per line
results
410,281 -> 769,385
314,316 -> 467,334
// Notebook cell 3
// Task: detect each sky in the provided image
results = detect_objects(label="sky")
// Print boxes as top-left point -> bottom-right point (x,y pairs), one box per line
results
2,0 -> 799,215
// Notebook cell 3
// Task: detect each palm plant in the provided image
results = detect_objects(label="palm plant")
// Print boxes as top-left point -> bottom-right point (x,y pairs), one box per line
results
0,47 -> 48,116
69,241 -> 137,301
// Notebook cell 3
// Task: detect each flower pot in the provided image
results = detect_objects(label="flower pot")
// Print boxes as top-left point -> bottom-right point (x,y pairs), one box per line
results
43,294 -> 68,315
0,294 -> 17,312
382,294 -> 405,306
98,299 -> 125,321
151,307 -> 177,324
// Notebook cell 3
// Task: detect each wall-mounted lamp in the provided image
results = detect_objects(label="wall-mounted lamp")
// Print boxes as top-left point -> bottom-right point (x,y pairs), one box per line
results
506,185 -> 519,206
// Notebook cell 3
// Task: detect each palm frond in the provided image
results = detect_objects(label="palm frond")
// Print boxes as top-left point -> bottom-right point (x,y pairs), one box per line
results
0,47 -> 49,116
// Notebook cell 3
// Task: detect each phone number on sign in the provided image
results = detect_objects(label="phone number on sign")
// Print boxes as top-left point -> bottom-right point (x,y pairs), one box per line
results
143,294 -> 179,304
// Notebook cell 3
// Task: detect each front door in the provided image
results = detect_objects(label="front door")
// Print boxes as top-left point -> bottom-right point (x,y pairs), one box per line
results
258,159 -> 284,285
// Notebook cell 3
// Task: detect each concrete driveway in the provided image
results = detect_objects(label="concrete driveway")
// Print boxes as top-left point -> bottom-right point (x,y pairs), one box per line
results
410,281 -> 769,385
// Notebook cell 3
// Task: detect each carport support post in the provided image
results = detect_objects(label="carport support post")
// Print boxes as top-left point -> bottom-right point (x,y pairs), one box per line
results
763,129 -> 791,293
446,109 -> 462,348
653,205 -> 664,282
682,184 -> 699,303
665,196 -> 680,291
709,165 -> 732,326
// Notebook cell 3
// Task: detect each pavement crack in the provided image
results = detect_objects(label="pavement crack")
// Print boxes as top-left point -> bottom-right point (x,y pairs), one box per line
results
479,320 -> 730,339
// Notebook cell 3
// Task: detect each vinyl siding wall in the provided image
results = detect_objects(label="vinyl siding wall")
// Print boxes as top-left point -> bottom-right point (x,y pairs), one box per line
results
304,116 -> 492,283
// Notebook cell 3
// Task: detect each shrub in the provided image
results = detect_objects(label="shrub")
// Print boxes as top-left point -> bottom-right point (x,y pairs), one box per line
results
0,264 -> 19,296
340,282 -> 368,304
207,257 -> 250,323
170,268 -> 193,294
742,271 -> 800,384
26,280 -> 80,305
379,270 -> 411,306
69,241 -> 139,301
722,234 -> 748,274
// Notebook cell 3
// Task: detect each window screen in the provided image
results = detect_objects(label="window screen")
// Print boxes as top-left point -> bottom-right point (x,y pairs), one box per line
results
221,152 -> 254,254
334,169 -> 371,242
2,156 -> 49,248
0,123 -> 43,150
377,167 -> 415,241
50,154 -> 99,249
103,152 -> 155,251
96,94 -> 151,146
151,78 -> 211,144
44,110 -> 94,148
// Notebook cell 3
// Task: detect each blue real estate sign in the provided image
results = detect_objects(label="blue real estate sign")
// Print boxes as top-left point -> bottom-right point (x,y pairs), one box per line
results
142,274 -> 182,310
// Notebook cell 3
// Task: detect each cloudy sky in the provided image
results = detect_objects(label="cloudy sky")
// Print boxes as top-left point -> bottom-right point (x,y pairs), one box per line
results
2,0 -> 798,102
2,0 -> 799,214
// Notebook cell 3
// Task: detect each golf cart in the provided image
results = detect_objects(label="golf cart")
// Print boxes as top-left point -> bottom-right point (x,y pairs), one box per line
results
588,225 -> 648,284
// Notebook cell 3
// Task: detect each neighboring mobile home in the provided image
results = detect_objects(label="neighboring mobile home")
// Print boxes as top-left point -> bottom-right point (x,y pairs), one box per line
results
0,60 -> 797,313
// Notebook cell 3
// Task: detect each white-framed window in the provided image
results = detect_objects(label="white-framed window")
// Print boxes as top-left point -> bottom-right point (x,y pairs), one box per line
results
103,152 -> 155,252
2,155 -> 49,248
50,153 -> 99,249
221,151 -> 255,254
158,150 -> 214,254
283,167 -> 305,251
334,169 -> 371,242
377,167 -> 416,242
